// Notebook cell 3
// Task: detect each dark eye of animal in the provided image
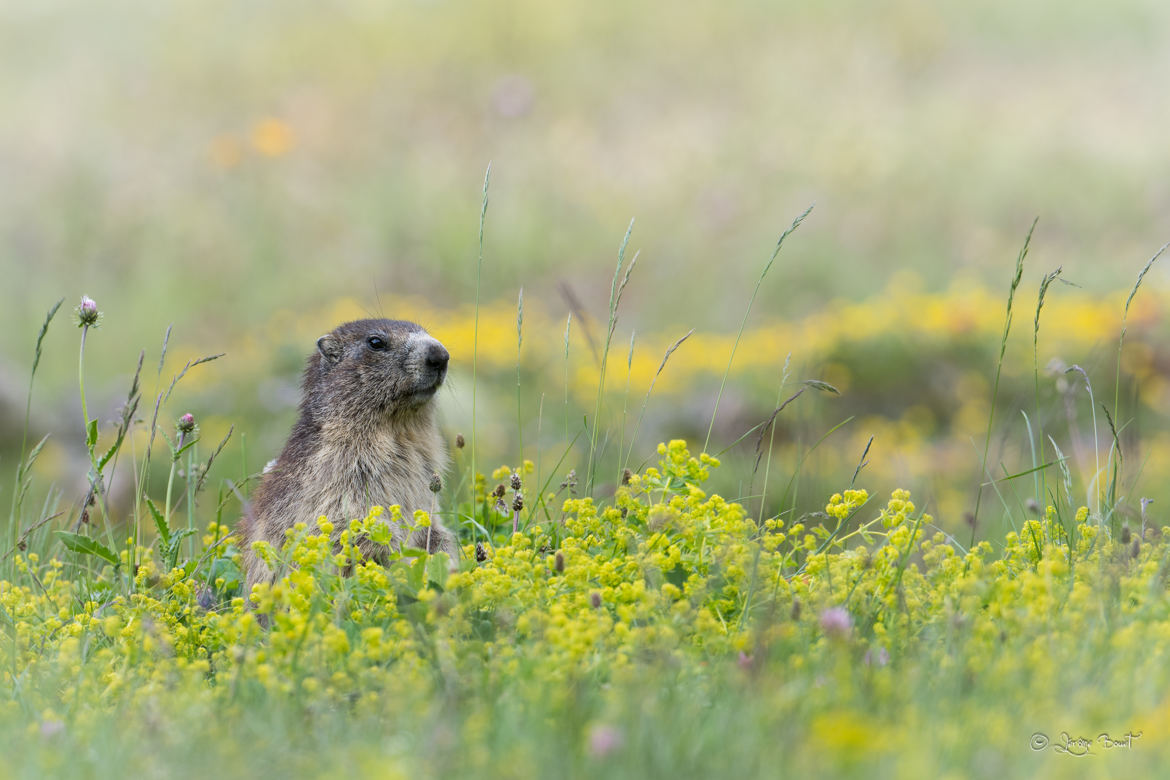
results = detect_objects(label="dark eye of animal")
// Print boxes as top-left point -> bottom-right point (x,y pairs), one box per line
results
367,336 -> 387,351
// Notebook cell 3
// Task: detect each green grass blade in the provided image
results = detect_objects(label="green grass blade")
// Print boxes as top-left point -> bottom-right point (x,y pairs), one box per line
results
703,205 -> 812,455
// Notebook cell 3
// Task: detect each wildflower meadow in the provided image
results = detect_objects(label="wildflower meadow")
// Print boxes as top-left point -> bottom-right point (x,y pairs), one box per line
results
5,1 -> 1170,777
3,204 -> 1170,779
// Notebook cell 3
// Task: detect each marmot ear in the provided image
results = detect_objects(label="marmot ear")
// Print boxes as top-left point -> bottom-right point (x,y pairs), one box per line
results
316,334 -> 342,364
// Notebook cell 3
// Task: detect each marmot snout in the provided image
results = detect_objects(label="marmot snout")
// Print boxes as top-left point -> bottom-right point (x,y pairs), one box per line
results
240,318 -> 458,595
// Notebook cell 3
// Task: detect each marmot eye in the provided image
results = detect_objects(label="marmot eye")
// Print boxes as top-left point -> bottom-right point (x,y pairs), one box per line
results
367,336 -> 387,351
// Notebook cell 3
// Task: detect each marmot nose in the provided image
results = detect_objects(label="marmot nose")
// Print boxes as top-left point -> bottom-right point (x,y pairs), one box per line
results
425,343 -> 450,371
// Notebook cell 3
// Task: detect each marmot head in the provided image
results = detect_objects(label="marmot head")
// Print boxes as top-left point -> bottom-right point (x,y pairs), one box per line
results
306,318 -> 449,420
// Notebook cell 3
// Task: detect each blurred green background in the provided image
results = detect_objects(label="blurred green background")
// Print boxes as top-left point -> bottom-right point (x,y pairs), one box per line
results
3,0 -> 1170,535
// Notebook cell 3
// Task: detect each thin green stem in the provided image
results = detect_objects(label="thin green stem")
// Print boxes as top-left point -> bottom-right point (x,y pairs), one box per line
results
1109,242 -> 1169,522
164,433 -> 183,543
704,205 -> 812,455
79,326 -> 91,436
77,325 -> 119,568
1032,267 -> 1061,506
757,356 -> 791,524
973,217 -> 1036,527
586,219 -> 636,494
618,330 -> 635,475
516,286 -> 524,470
623,329 -> 694,471
470,163 -> 490,535
563,314 -> 572,445
186,444 -> 197,560
7,299 -> 63,577
1115,242 -> 1168,424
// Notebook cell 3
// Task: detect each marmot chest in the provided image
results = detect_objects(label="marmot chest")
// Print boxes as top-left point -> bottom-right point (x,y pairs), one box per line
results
310,437 -> 434,519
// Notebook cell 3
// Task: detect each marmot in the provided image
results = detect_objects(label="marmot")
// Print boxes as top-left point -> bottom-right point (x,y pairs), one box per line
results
240,318 -> 458,594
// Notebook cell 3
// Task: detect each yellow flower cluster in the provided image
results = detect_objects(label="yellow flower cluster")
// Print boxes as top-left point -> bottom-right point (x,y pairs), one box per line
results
176,276 -> 1169,410
826,489 -> 869,521
3,442 -> 1170,774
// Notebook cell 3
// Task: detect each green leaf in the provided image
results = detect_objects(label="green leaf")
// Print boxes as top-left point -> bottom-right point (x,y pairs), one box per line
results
145,498 -> 170,545
85,418 -> 99,449
165,528 -> 196,570
407,555 -> 427,591
209,557 -> 242,591
174,437 -> 200,460
57,531 -> 119,566
427,552 -> 451,591
98,429 -> 129,470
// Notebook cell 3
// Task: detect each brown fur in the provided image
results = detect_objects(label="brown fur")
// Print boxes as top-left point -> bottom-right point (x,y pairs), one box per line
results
239,318 -> 457,595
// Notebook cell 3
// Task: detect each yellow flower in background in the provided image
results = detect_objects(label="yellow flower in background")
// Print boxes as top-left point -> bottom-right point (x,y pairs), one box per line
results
250,118 -> 295,157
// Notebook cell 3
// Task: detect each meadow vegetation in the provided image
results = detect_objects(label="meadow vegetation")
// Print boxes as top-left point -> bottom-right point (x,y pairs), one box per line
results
2,213 -> 1170,778
4,0 -> 1170,776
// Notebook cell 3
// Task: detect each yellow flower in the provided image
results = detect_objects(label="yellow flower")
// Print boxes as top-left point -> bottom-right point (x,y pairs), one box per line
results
250,118 -> 295,157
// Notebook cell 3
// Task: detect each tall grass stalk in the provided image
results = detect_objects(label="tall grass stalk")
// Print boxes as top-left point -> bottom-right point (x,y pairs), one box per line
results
780,415 -> 853,525
131,327 -> 172,572
622,329 -> 694,471
972,217 -> 1036,527
850,435 -> 874,488
750,376 -> 837,521
617,330 -> 635,473
6,300 -> 63,558
470,164 -> 491,519
1031,266 -> 1061,505
164,430 -> 185,555
1114,242 -> 1168,423
133,326 -> 172,569
1101,404 -> 1123,528
703,205 -> 812,455
562,314 -> 572,443
756,355 -> 791,524
1065,364 -> 1102,522
1109,242 -> 1168,520
1049,435 -> 1077,571
186,438 -> 201,560
530,393 -> 544,528
585,219 -> 637,494
102,352 -> 144,586
76,316 -> 119,557
516,287 -> 524,468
